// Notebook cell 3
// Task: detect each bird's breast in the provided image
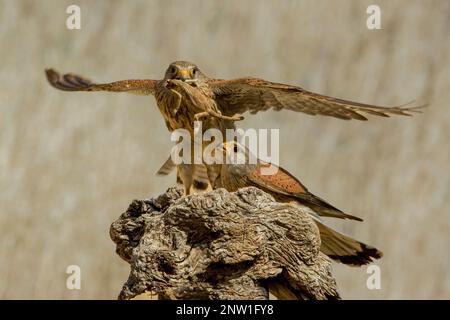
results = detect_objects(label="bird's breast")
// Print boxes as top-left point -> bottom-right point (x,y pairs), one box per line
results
155,82 -> 222,134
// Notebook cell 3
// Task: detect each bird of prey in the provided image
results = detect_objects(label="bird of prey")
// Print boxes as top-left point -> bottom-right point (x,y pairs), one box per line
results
45,60 -> 422,193
219,141 -> 382,265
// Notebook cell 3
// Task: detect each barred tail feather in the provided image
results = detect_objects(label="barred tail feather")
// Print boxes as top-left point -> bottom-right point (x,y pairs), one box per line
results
316,221 -> 382,266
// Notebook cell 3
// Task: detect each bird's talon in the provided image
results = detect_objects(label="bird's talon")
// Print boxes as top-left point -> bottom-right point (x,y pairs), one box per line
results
194,112 -> 208,121
185,79 -> 199,87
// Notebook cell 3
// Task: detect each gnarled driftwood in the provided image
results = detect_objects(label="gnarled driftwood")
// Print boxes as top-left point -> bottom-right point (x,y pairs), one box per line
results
110,186 -> 340,300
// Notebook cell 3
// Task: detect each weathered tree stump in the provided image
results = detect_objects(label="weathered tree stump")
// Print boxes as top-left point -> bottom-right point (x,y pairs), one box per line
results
110,186 -> 340,300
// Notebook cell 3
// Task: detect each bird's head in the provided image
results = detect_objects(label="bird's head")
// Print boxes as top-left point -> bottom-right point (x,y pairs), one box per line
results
164,61 -> 206,83
221,141 -> 255,165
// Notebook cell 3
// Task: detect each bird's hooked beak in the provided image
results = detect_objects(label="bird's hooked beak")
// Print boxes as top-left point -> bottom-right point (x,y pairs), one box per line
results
220,142 -> 231,161
221,141 -> 244,164
175,69 -> 192,82
221,142 -> 231,153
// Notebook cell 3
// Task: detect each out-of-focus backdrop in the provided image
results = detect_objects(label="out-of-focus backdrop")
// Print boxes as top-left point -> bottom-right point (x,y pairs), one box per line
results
0,0 -> 449,299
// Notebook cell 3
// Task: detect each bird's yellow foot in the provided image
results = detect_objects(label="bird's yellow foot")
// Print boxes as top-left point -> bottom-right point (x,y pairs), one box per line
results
231,113 -> 244,121
194,112 -> 209,121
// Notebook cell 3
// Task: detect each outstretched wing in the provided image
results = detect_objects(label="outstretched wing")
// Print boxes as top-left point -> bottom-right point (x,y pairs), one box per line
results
208,77 -> 424,120
45,68 -> 157,95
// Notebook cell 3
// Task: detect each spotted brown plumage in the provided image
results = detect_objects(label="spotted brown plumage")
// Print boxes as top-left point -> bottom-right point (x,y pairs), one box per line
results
250,163 -> 307,194
219,141 -> 382,266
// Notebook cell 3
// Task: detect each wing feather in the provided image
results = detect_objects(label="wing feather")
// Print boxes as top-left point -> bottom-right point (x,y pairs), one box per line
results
208,77 -> 425,120
247,163 -> 363,221
45,68 -> 157,95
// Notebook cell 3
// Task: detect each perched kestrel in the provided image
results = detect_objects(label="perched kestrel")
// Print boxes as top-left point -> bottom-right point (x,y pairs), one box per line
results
219,141 -> 382,265
45,61 -> 422,193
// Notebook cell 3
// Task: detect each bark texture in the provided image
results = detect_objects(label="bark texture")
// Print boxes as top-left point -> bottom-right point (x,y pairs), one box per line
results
110,186 -> 340,300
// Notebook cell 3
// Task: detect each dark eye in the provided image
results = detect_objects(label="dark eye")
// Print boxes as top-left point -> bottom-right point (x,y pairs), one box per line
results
192,68 -> 197,75
170,66 -> 177,74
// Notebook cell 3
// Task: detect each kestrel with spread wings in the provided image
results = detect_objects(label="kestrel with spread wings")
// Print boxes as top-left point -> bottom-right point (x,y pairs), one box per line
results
45,60 -> 423,192
46,60 -> 421,121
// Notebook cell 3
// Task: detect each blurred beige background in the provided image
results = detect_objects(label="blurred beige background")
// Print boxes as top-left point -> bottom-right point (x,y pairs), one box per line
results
1,0 -> 449,299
